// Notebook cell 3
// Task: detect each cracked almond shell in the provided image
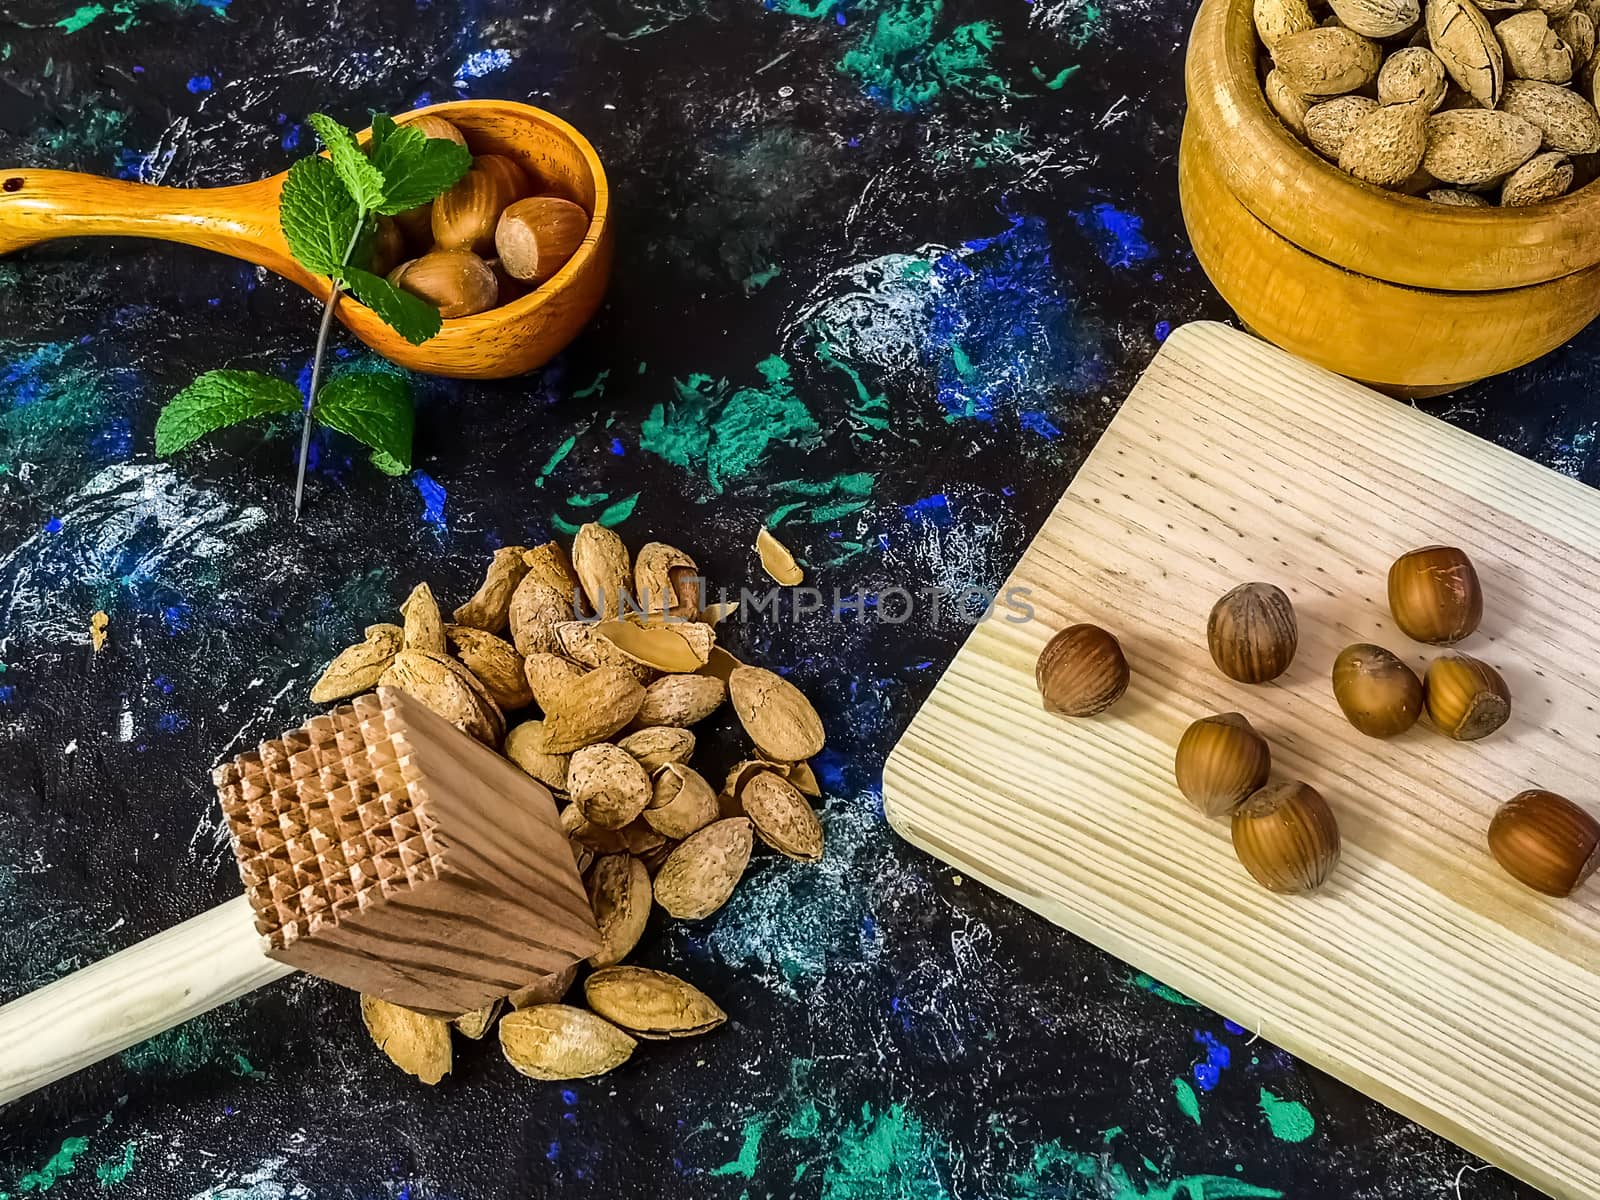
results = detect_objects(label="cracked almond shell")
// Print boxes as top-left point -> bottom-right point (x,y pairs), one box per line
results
445,624 -> 534,710
504,719 -> 570,793
540,666 -> 645,753
311,624 -> 402,704
644,764 -> 720,839
453,545 -> 529,633
587,853 -> 652,967
361,994 -> 452,1085
617,725 -> 696,772
728,666 -> 825,760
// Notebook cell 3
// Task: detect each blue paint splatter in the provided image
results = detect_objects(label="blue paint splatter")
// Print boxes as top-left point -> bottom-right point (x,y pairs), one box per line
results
0,686 -> 15,704
1019,410 -> 1061,439
1223,1019 -> 1247,1036
43,517 -> 63,534
1071,202 -> 1155,269
1193,1029 -> 1232,1092
281,123 -> 304,152
91,416 -> 132,458
187,75 -> 214,94
160,603 -> 192,633
155,712 -> 189,733
153,676 -> 176,695
925,211 -> 1094,423
454,49 -> 513,89
902,493 -> 953,525
1154,319 -> 1172,342
609,437 -> 625,455
413,473 -> 447,529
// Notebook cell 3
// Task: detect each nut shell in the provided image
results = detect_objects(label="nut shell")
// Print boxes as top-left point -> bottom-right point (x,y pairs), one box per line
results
390,250 -> 499,319
1036,624 -> 1129,717
1487,789 -> 1600,896
1173,713 -> 1272,818
432,155 -> 527,255
1387,545 -> 1482,644
1206,582 -> 1297,684
1331,643 -> 1423,737
1423,652 -> 1511,740
1230,781 -> 1342,894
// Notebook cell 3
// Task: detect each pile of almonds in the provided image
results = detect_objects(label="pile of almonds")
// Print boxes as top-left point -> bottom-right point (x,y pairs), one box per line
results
369,113 -> 589,319
1259,0 -> 1600,205
310,524 -> 828,1083
1037,543 -> 1600,900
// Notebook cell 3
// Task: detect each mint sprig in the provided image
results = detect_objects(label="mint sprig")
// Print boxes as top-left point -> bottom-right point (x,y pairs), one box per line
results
157,111 -> 472,517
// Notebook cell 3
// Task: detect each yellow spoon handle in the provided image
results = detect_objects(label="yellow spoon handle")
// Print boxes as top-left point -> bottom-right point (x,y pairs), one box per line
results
0,167 -> 309,285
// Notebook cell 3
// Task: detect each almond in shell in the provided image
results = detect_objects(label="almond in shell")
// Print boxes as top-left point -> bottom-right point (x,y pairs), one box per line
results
1339,101 -> 1428,185
1265,69 -> 1313,136
1557,9 -> 1594,66
1377,46 -> 1449,108
1330,0 -> 1419,38
1501,148 -> 1574,201
379,648 -> 502,745
1305,95 -> 1379,158
633,542 -> 701,619
652,817 -> 753,919
1422,108 -> 1541,182
729,666 -> 826,761
583,966 -> 727,1039
508,961 -> 580,1009
1256,0 -> 1317,47
617,725 -> 697,772
1271,26 -> 1383,95
499,1004 -> 636,1080
508,542 -> 582,655
1426,186 -> 1493,203
445,624 -> 534,710
572,522 -> 632,617
1498,10 -> 1574,80
360,994 -> 452,1084
636,673 -> 727,727
400,582 -> 446,653
1427,0 -> 1505,107
311,624 -> 402,703
453,545 -> 530,633
563,802 -> 631,854
504,719 -> 571,793
587,853 -> 652,967
569,742 -> 653,829
1499,77 -> 1600,150
644,764 -> 721,839
740,771 -> 824,863
541,666 -> 645,753
524,652 -> 589,710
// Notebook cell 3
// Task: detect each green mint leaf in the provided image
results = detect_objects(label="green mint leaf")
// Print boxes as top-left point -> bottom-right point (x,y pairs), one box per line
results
306,112 -> 386,212
155,370 -> 302,456
369,449 -> 409,476
342,266 -> 443,345
372,131 -> 472,215
314,370 -> 414,473
280,156 -> 361,275
369,112 -> 399,153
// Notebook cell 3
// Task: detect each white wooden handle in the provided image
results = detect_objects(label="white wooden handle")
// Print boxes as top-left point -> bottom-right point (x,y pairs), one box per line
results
0,894 -> 293,1104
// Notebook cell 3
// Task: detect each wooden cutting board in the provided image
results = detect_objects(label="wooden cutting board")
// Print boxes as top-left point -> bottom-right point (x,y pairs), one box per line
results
883,322 -> 1600,1200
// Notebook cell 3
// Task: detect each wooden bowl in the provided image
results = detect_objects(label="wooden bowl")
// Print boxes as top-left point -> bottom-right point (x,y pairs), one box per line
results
0,99 -> 611,379
1181,0 -> 1600,395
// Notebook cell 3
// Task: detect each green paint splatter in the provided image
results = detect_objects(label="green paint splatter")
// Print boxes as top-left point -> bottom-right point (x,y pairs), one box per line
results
119,1023 -> 224,1074
7,1137 -> 90,1194
535,434 -> 576,487
567,491 -> 611,508
571,370 -> 609,400
839,1 -> 1011,111
94,1142 -> 135,1187
230,1053 -> 260,1078
785,1100 -> 822,1140
1008,1139 -> 1281,1200
820,1103 -> 948,1200
57,5 -> 105,32
0,342 -> 115,470
1129,972 -> 1201,1007
710,1116 -> 766,1179
1258,1089 -> 1315,1144
641,357 -> 820,494
765,471 -> 874,527
1031,64 -> 1080,89
742,264 -> 781,293
1173,1078 -> 1201,1126
812,335 -> 888,439
598,493 -> 638,525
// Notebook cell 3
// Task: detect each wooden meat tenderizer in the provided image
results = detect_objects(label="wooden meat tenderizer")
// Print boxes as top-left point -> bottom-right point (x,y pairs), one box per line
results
0,687 -> 600,1103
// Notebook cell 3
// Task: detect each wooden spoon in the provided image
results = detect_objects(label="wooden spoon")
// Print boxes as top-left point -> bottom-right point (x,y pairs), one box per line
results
0,100 -> 612,379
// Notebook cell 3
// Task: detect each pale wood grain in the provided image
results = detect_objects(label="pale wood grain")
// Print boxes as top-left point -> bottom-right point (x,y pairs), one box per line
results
0,101 -> 610,379
0,895 -> 291,1106
884,322 -> 1600,1200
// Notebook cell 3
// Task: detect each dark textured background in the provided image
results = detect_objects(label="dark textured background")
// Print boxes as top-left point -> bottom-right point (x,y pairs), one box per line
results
0,0 -> 1586,1196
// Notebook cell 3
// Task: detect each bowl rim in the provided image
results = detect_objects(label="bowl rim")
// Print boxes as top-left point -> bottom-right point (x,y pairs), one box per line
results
355,99 -> 609,331
1184,0 -> 1600,291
